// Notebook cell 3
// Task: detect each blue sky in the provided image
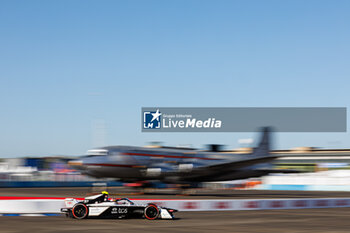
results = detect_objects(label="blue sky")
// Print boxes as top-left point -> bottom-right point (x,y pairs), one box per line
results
0,0 -> 350,157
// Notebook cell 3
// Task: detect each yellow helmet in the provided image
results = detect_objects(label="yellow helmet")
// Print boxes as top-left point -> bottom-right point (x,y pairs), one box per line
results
102,191 -> 109,195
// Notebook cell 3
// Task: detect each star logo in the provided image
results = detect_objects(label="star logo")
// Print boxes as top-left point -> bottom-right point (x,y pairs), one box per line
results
143,109 -> 162,129
151,109 -> 162,122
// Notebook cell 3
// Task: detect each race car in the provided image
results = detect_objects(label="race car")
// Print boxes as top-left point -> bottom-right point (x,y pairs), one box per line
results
61,192 -> 177,220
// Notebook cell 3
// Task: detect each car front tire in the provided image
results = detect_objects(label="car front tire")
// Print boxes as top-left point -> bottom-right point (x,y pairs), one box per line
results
72,203 -> 88,219
144,204 -> 159,220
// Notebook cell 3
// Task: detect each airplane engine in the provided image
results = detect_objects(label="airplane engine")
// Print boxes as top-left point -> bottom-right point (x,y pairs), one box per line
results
145,168 -> 162,177
178,163 -> 194,172
144,164 -> 174,177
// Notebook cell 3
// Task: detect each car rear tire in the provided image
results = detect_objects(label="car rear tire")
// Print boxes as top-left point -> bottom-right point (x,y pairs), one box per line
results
72,203 -> 88,219
144,204 -> 159,220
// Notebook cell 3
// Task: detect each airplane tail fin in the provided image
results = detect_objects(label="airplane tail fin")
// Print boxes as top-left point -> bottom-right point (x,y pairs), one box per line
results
252,127 -> 271,156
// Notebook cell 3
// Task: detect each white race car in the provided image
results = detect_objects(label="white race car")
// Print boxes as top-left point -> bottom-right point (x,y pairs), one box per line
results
61,193 -> 177,220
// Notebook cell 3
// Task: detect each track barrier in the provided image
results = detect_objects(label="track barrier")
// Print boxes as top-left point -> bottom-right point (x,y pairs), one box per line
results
0,197 -> 350,214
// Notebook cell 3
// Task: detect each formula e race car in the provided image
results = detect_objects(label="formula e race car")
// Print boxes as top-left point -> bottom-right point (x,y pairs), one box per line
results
61,193 -> 177,220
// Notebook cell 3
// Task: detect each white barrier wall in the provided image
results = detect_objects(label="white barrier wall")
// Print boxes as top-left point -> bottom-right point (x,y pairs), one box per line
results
0,200 -> 65,213
262,170 -> 350,186
1,198 -> 350,214
133,198 -> 350,211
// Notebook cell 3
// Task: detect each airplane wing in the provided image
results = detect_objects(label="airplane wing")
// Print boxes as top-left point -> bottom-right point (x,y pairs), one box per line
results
197,155 -> 278,172
167,127 -> 284,182
173,155 -> 278,181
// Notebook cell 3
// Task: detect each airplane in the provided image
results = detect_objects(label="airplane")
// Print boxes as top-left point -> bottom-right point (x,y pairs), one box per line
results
68,127 -> 291,186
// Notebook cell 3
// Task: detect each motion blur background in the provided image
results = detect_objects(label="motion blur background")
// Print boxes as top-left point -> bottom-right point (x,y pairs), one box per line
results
2,2 -> 350,232
1,0 -> 350,207
0,0 -> 350,191
1,0 -> 350,157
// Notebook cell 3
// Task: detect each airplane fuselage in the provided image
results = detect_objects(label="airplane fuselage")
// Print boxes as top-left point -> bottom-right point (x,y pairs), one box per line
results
70,145 -> 274,183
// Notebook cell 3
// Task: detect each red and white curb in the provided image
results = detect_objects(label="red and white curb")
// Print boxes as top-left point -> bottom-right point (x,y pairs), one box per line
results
0,197 -> 350,214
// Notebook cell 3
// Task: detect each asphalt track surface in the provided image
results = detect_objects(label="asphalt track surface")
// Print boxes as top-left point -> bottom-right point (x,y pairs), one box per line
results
1,187 -> 350,199
1,188 -> 350,232
0,188 -> 350,233
1,208 -> 350,233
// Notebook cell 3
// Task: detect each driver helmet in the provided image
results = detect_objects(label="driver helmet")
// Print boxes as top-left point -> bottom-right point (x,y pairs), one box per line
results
101,191 -> 109,201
